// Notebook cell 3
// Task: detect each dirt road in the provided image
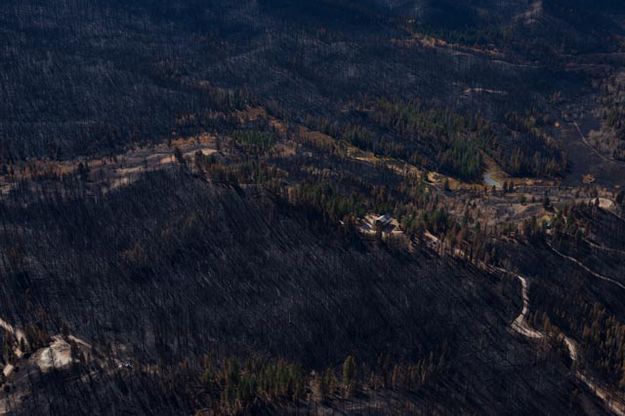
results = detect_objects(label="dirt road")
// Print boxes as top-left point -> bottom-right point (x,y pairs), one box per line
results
493,267 -> 544,339
547,243 -> 625,290
501,267 -> 625,415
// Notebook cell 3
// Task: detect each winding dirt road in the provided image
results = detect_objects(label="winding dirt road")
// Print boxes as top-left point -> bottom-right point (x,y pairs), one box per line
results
424,229 -> 625,413
547,242 -> 625,290
586,240 -> 625,256
502,268 -> 625,416
494,267 -> 544,339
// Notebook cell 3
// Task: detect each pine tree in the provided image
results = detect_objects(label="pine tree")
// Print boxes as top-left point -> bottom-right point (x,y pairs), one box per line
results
543,192 -> 551,210
174,147 -> 186,167
342,355 -> 357,397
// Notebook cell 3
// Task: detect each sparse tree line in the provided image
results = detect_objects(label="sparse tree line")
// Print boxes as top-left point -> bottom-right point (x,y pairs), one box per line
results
598,73 -> 625,160
304,99 -> 566,182
531,203 -> 625,391
399,1 -> 621,58
196,350 -> 448,415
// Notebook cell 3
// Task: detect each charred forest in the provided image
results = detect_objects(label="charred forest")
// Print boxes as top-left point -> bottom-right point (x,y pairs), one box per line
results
2,1 -> 625,415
